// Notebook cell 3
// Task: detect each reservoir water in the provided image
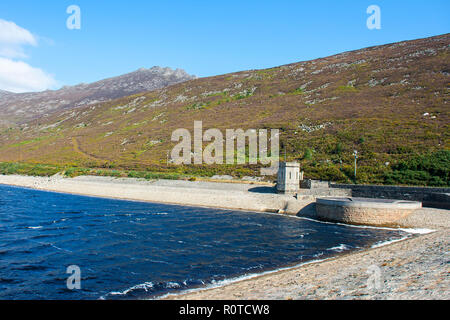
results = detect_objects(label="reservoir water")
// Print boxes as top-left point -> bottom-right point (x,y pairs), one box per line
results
0,184 -> 409,299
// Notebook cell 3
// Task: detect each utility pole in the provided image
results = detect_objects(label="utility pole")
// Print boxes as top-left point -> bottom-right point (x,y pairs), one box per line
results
353,150 -> 358,181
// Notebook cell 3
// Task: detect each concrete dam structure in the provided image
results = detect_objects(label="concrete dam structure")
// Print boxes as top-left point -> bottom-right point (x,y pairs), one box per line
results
316,197 -> 423,227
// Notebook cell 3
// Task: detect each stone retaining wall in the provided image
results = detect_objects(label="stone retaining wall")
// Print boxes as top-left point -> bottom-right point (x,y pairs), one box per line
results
315,198 -> 422,226
315,204 -> 414,226
330,184 -> 450,209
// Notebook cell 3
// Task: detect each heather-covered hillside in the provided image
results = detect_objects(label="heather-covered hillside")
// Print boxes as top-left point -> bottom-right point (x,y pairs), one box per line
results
0,34 -> 448,185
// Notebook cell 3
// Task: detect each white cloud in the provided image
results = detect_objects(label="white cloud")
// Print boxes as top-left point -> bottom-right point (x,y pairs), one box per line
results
0,19 -> 37,45
0,57 -> 57,93
0,45 -> 28,59
0,19 -> 57,93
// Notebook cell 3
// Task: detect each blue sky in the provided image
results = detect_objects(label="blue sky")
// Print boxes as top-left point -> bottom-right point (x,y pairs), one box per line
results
0,0 -> 448,92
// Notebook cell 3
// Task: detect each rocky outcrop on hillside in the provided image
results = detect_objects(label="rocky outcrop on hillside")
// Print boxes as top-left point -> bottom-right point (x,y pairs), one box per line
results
0,90 -> 13,98
0,67 -> 195,124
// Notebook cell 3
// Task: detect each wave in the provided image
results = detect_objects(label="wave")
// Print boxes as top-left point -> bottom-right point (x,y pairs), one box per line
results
397,228 -> 435,234
371,237 -> 408,248
327,244 -> 350,252
27,239 -> 73,253
105,281 -> 155,297
0,277 -> 19,284
12,264 -> 48,271
106,230 -> 137,238
30,234 -> 54,240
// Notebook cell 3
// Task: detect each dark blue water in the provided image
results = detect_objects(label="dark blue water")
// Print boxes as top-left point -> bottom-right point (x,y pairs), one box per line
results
0,184 -> 409,300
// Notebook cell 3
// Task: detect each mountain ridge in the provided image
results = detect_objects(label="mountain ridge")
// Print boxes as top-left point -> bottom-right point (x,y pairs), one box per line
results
0,66 -> 195,125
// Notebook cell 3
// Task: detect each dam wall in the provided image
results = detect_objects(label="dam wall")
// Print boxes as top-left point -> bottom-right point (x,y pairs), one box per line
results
330,183 -> 450,209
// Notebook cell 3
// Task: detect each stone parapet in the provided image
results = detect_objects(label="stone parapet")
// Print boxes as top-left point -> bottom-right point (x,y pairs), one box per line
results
330,184 -> 450,209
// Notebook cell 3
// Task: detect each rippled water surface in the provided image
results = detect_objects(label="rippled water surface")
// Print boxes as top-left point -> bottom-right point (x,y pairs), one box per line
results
0,184 -> 408,299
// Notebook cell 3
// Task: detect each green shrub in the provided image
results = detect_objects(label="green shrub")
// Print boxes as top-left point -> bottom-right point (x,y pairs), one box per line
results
383,151 -> 449,186
109,170 -> 121,177
303,148 -> 313,160
333,143 -> 343,155
0,162 -> 60,176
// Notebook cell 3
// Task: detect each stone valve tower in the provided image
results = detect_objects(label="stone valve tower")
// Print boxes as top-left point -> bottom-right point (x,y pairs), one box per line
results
277,162 -> 302,194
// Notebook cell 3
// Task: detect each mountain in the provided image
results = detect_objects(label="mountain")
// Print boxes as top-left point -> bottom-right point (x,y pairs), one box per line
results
0,67 -> 195,125
0,34 -> 448,185
0,90 -> 13,98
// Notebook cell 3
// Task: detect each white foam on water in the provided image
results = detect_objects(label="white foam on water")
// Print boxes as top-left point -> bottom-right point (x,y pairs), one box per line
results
398,228 -> 435,234
313,251 -> 324,258
104,281 -> 155,297
27,226 -> 43,229
369,229 -> 435,249
165,282 -> 181,288
101,280 -> 186,300
371,237 -> 408,248
50,244 -> 73,253
328,244 -> 350,252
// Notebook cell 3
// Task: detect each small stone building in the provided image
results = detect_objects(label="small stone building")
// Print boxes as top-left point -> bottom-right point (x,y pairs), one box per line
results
277,162 -> 301,194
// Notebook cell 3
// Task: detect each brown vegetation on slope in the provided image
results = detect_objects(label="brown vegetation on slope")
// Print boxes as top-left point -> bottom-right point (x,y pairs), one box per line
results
0,34 -> 448,184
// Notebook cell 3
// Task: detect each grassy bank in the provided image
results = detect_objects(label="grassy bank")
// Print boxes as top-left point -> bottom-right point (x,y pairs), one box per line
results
0,162 -> 184,181
0,150 -> 448,187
